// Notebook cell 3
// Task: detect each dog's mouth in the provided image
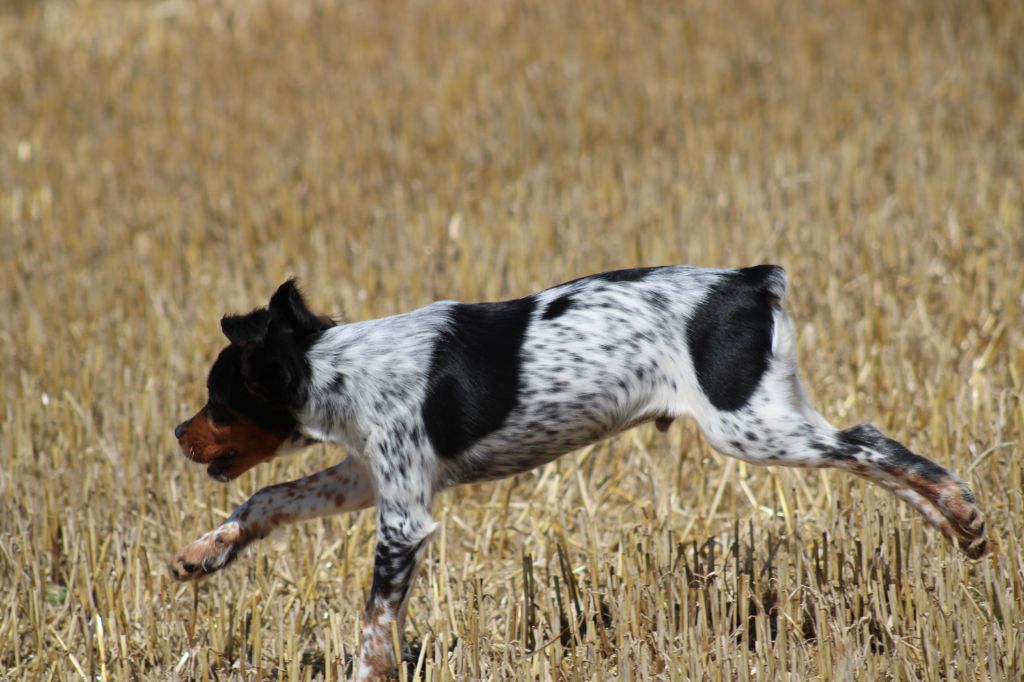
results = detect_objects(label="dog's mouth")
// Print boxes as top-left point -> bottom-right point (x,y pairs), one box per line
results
206,451 -> 239,482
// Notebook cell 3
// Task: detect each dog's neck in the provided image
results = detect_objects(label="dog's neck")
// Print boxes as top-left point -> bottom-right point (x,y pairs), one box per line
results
296,302 -> 456,455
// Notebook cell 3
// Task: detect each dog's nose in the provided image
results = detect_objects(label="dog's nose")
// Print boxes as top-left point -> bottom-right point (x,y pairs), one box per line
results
174,420 -> 189,440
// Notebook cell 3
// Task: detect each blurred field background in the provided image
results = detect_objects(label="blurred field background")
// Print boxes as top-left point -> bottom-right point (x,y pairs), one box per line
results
1,0 -> 1022,679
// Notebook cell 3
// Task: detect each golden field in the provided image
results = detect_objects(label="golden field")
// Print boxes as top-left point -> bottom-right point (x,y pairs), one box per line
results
1,0 -> 1022,679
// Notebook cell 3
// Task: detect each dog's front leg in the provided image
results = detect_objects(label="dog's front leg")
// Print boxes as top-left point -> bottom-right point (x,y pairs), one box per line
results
354,431 -> 438,681
355,501 -> 436,681
169,457 -> 374,580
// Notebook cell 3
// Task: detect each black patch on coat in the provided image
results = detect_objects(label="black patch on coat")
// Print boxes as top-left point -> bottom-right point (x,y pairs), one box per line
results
686,266 -> 783,411
838,424 -> 950,483
423,297 -> 537,458
542,294 -> 574,320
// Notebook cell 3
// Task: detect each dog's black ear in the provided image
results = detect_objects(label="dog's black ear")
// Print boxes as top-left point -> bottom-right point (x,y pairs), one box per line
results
268,279 -> 332,336
221,309 -> 270,346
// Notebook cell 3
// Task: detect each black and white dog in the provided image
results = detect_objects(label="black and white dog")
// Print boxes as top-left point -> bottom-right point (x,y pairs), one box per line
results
171,265 -> 987,680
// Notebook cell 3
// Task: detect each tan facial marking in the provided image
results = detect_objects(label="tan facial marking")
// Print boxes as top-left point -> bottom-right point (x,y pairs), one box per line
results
176,408 -> 285,479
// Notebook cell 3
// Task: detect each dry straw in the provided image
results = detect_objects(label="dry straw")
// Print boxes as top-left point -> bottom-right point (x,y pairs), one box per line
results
1,0 -> 1021,679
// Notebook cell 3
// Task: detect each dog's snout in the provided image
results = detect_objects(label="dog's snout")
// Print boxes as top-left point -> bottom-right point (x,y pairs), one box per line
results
175,420 -> 190,440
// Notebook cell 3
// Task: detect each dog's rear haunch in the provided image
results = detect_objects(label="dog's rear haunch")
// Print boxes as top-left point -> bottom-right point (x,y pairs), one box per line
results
171,266 -> 987,680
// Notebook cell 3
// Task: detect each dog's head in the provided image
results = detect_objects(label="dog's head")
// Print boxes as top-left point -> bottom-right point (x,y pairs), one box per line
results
174,280 -> 335,481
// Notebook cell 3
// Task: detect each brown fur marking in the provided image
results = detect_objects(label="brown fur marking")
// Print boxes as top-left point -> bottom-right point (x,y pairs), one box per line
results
879,465 -> 987,558
177,408 -> 285,479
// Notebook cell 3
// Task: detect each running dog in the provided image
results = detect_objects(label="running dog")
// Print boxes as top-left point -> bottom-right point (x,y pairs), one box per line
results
170,266 -> 987,680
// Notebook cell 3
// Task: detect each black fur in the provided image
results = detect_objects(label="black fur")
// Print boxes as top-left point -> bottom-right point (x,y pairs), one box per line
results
839,424 -> 950,483
563,266 -> 662,288
215,281 -> 335,415
221,309 -> 270,346
268,279 -> 333,335
686,266 -> 778,411
542,294 -> 574,320
206,345 -> 296,434
422,297 -> 537,458
589,267 -> 661,283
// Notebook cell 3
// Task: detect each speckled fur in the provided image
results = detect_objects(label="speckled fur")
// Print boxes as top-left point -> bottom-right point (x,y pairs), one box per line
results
171,265 -> 987,681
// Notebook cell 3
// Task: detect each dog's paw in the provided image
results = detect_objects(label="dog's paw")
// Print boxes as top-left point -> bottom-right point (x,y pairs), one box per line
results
169,522 -> 245,580
951,498 -> 988,560
935,481 -> 988,560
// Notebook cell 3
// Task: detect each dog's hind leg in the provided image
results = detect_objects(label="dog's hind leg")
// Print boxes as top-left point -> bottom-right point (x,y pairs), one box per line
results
690,304 -> 987,558
169,456 -> 374,580
701,404 -> 988,558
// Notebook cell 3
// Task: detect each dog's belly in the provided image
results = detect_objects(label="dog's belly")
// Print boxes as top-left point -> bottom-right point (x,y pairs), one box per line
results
441,399 -> 665,485
444,430 -> 601,485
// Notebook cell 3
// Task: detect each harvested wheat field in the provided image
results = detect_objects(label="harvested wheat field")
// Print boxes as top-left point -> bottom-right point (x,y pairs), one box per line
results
1,0 -> 1022,680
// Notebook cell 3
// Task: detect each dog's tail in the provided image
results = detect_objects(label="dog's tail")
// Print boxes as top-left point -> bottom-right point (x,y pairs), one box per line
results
741,263 -> 787,306
738,264 -> 792,357
742,265 -> 833,431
